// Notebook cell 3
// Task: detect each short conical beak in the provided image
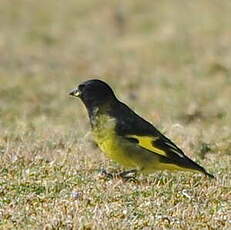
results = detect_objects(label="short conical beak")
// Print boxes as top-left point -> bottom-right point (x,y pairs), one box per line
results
69,88 -> 81,97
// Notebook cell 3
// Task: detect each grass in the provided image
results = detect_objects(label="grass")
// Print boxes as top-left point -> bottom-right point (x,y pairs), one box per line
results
0,0 -> 230,229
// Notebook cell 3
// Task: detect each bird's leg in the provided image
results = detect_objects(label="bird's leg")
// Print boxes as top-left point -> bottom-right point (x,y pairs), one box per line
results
99,169 -> 138,181
99,169 -> 114,179
118,169 -> 138,180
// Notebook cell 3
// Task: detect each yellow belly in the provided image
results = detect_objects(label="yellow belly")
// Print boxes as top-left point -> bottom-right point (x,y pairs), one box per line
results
96,132 -> 137,168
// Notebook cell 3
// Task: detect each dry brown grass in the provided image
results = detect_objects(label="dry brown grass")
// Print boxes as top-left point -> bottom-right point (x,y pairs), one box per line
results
0,0 -> 230,229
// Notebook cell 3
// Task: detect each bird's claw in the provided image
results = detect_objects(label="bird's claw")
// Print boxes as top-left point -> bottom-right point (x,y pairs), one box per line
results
99,169 -> 138,181
118,169 -> 138,181
99,169 -> 114,179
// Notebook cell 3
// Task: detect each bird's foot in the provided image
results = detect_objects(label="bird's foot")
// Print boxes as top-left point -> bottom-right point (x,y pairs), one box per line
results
117,169 -> 138,181
98,169 -> 138,181
99,169 -> 114,179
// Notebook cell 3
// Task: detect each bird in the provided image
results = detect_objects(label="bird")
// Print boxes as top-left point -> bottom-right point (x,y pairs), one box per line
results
69,79 -> 214,178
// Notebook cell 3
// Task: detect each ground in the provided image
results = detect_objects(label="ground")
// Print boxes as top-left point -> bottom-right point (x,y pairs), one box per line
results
0,0 -> 230,229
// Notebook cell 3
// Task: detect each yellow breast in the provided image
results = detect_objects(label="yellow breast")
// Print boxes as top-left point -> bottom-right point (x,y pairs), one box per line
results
92,114 -> 135,168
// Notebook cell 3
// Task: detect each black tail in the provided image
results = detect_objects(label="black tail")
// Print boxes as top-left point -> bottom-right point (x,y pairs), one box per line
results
192,160 -> 215,179
179,156 -> 215,179
202,169 -> 215,179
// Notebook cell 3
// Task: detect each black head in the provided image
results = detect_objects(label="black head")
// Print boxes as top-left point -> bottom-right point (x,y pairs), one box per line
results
69,79 -> 117,109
